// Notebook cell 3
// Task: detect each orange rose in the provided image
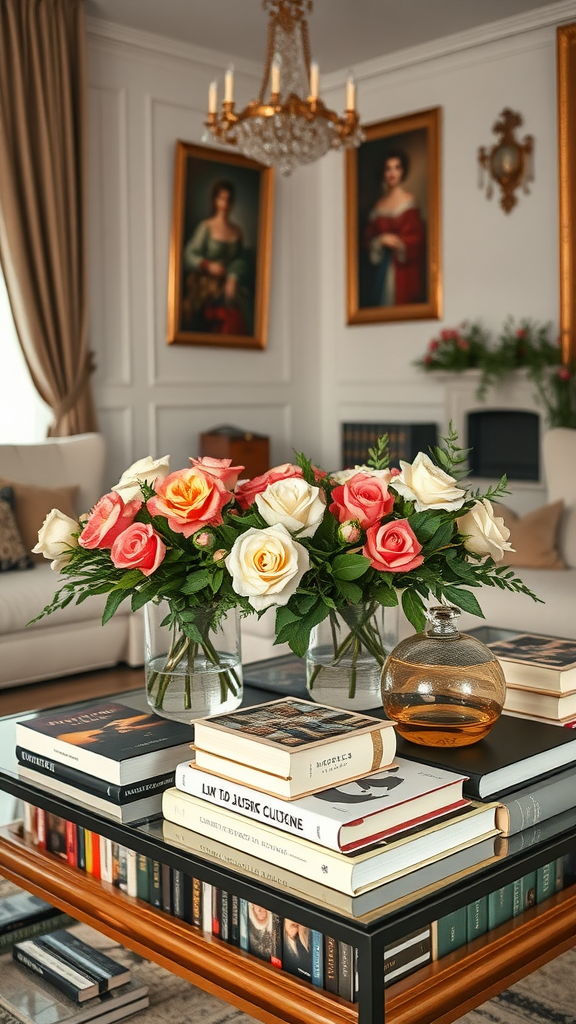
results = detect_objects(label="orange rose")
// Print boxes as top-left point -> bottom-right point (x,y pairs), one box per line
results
79,492 -> 142,550
147,467 -> 230,537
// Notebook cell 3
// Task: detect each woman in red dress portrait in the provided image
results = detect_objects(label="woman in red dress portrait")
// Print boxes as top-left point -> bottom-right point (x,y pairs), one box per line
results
363,149 -> 426,307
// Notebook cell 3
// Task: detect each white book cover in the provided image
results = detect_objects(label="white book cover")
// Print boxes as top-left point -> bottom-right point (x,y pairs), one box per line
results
162,787 -> 498,895
175,757 -> 468,852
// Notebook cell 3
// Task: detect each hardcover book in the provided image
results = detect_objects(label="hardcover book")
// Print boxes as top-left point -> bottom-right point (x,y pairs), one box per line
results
34,931 -> 131,992
175,757 -> 468,852
193,697 -> 396,799
160,818 -> 502,919
396,714 -> 576,798
16,748 -> 175,804
0,952 -> 148,1024
488,634 -> 576,694
503,687 -> 576,720
0,893 -> 62,937
17,766 -> 166,824
162,787 -> 498,896
16,702 -> 194,786
495,764 -> 576,835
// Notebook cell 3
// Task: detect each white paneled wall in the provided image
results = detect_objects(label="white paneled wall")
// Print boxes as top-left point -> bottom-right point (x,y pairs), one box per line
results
86,7 -> 568,486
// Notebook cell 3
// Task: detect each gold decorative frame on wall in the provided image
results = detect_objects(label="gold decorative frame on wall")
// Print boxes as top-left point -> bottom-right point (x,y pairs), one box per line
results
558,23 -> 576,364
346,106 -> 442,325
167,142 -> 274,350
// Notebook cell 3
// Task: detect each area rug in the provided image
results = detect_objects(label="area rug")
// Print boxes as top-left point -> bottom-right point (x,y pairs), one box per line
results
0,879 -> 574,1023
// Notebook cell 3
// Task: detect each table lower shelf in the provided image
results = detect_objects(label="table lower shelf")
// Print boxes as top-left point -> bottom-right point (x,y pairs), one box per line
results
1,829 -> 575,1024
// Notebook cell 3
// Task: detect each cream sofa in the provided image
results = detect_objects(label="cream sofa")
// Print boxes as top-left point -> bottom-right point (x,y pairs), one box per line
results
241,428 -> 576,660
0,434 -> 142,689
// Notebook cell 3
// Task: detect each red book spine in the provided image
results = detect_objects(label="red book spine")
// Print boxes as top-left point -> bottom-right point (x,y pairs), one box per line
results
36,808 -> 47,850
91,830 -> 101,879
65,820 -> 78,866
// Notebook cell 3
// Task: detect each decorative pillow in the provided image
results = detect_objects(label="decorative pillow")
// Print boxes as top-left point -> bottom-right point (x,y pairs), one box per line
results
0,486 -> 33,572
491,500 -> 566,570
0,478 -> 78,562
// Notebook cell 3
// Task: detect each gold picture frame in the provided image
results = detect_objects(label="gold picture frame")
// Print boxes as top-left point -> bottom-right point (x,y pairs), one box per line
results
558,23 -> 576,364
167,141 -> 274,350
346,106 -> 442,325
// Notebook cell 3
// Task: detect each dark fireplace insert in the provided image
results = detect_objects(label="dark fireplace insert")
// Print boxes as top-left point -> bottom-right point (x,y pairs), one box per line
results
467,409 -> 539,481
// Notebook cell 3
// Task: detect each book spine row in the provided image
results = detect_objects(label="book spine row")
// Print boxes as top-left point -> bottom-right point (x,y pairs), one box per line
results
432,857 -> 566,959
20,801 -> 573,1002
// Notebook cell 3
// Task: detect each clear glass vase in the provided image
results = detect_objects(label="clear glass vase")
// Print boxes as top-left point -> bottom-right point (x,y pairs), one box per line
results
306,602 -> 399,711
144,601 -> 243,723
381,605 -> 506,747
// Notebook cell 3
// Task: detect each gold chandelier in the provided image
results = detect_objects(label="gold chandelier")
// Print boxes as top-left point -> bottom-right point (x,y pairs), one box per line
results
204,0 -> 363,176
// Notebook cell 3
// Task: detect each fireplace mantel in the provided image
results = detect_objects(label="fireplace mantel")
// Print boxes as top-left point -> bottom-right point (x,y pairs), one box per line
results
441,369 -> 547,513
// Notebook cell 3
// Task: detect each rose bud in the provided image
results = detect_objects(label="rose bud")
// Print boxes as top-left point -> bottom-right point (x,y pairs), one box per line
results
338,520 -> 362,545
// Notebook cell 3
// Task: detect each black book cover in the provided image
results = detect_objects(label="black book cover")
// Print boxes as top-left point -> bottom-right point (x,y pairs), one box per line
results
16,747 -> 176,804
149,861 -> 163,908
338,941 -> 354,1002
17,702 -> 194,761
229,894 -> 240,946
0,893 -> 60,936
220,890 -> 230,943
325,936 -> 339,994
172,869 -> 185,920
396,715 -> 576,798
76,827 -> 86,871
161,864 -> 172,915
181,875 -> 194,925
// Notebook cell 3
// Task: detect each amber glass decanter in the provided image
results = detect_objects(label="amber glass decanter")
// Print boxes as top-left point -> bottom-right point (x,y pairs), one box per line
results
381,606 -> 506,747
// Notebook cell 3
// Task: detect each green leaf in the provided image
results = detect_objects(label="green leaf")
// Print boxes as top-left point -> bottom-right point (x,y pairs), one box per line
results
401,589 -> 427,632
372,584 -> 399,608
116,570 -> 144,590
102,588 -> 130,624
332,553 -> 371,581
441,586 -> 484,618
181,570 -> 212,595
294,450 -> 317,485
335,580 -> 362,603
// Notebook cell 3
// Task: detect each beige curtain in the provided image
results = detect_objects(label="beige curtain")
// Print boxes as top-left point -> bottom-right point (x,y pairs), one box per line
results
0,0 -> 97,436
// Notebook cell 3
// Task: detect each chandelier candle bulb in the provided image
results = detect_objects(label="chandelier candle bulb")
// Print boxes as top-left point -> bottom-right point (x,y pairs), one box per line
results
346,73 -> 356,112
208,80 -> 217,115
271,58 -> 281,97
224,65 -> 234,104
310,61 -> 319,101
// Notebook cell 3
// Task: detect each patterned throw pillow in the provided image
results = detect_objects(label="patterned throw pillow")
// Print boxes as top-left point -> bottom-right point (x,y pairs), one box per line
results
0,486 -> 33,572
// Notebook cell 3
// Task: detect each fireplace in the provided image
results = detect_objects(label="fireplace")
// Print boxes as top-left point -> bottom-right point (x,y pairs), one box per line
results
442,371 -> 546,512
467,409 -> 539,481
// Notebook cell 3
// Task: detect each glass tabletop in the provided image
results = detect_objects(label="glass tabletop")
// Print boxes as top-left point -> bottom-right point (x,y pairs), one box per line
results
1,681 -> 575,933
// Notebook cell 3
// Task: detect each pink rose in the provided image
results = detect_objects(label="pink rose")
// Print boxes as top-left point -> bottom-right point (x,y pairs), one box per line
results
329,473 -> 394,529
236,464 -> 303,510
363,519 -> 424,573
189,456 -> 244,491
110,523 -> 166,576
147,468 -> 231,537
428,339 -> 439,351
79,492 -> 142,550
558,366 -> 571,381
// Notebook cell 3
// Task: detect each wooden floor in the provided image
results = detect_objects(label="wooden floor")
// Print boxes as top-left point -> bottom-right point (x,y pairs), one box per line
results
0,665 -> 145,716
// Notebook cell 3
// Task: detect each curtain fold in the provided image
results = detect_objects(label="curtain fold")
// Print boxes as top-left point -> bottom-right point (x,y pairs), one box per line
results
0,0 -> 97,436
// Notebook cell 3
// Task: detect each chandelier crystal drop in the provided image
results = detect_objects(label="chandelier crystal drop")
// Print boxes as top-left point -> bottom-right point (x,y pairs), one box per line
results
204,0 -> 364,176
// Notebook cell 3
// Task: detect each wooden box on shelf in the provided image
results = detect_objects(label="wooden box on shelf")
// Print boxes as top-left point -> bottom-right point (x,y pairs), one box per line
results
200,426 -> 270,480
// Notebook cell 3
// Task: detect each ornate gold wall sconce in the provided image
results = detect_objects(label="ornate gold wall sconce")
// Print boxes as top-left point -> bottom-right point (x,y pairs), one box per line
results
478,108 -> 534,213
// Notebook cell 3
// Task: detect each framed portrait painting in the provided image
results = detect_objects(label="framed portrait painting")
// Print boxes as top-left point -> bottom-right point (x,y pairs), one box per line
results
167,141 -> 274,349
346,107 -> 442,324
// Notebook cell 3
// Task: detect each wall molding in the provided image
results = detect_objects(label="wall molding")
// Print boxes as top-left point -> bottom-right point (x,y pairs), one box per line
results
86,15 -> 261,79
322,0 -> 576,87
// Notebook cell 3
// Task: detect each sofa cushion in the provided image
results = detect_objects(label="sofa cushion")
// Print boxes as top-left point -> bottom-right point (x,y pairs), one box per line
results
492,500 -> 565,570
0,478 -> 78,561
0,487 -> 33,572
0,561 -> 131,637
542,429 -> 576,568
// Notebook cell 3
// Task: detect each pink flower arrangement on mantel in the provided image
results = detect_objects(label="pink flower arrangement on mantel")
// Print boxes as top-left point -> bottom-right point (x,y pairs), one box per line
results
32,429 -> 537,698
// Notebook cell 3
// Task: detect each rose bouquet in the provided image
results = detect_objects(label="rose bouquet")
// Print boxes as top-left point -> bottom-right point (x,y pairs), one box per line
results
33,427 -> 538,711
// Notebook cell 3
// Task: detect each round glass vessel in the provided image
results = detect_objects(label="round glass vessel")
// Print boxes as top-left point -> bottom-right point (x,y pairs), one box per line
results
381,606 -> 506,747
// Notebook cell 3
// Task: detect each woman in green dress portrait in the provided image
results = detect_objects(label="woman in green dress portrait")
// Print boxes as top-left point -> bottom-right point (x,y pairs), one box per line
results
181,178 -> 253,336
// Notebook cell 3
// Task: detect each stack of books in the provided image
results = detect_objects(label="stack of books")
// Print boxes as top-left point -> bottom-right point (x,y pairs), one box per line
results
15,701 -> 195,825
161,697 -> 501,993
2,927 -> 149,1024
487,633 -> 576,726
0,889 -> 75,952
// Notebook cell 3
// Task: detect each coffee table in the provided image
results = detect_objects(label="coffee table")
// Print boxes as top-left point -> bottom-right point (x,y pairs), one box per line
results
0,684 -> 575,1024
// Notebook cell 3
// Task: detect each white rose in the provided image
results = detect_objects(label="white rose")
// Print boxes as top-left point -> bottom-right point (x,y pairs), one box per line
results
330,466 -> 392,485
255,478 -> 325,538
225,524 -> 309,611
32,509 -> 79,572
457,499 -> 514,562
391,453 -> 466,511
112,455 -> 170,501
